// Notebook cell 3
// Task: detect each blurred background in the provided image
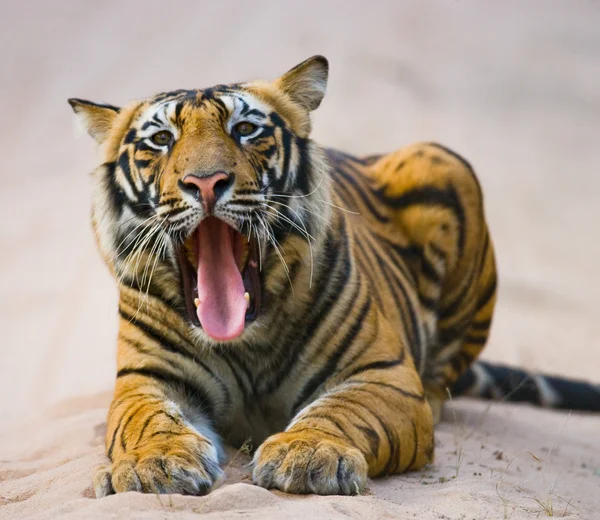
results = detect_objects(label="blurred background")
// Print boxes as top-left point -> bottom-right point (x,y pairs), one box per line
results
1,0 -> 599,424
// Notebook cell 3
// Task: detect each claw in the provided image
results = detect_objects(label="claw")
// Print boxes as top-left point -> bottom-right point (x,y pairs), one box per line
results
194,298 -> 200,308
244,292 -> 250,308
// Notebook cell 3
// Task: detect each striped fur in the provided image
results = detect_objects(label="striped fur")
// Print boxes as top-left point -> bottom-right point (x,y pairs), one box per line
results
68,56 -> 592,499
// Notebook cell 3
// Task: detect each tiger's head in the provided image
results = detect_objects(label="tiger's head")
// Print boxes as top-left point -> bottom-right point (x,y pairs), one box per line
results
69,56 -> 331,343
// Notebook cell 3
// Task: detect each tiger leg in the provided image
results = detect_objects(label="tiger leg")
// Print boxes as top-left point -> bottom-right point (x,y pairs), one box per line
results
94,368 -> 222,497
252,327 -> 434,494
427,238 -> 497,423
366,142 -> 497,423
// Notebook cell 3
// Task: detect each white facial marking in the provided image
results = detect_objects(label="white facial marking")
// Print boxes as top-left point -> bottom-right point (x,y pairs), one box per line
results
222,92 -> 270,143
137,101 -> 180,153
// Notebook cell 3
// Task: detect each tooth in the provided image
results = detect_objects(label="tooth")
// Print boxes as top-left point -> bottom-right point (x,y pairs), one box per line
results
194,298 -> 200,308
244,292 -> 250,307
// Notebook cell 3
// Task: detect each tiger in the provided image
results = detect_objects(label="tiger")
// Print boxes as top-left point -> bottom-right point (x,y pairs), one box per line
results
68,56 -> 599,498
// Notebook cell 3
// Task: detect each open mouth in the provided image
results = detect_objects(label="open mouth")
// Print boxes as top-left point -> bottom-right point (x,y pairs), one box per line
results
176,217 -> 261,341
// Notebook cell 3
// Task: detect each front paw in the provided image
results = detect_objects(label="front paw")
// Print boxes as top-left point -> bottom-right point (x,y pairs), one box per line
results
94,432 -> 222,497
252,431 -> 368,495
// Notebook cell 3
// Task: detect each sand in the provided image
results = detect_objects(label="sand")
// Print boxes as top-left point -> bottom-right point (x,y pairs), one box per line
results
1,1 -> 599,519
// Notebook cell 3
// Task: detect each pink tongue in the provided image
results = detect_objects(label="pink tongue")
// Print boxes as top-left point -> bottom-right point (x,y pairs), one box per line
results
196,218 -> 246,341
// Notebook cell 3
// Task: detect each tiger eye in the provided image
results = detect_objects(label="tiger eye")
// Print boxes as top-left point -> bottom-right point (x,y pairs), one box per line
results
234,122 -> 257,136
150,130 -> 173,146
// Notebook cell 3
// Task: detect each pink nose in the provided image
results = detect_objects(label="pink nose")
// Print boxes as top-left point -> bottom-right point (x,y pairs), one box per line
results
182,172 -> 232,213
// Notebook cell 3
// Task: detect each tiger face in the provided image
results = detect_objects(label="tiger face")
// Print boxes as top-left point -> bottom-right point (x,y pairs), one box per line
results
70,56 -> 330,343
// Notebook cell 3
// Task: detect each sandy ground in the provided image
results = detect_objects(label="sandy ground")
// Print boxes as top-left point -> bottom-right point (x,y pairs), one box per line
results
1,1 -> 599,519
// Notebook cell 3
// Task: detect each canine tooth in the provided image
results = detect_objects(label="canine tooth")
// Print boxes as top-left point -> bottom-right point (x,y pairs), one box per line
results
194,298 -> 200,308
244,292 -> 250,307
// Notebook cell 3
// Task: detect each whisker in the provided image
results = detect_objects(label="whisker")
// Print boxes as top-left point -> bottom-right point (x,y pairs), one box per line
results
140,225 -> 170,315
112,214 -> 160,262
316,197 -> 360,215
268,199 -> 328,222
266,163 -> 327,200
257,212 -> 295,299
261,204 -> 316,242
262,203 -> 315,288
127,220 -> 165,291
252,221 -> 263,272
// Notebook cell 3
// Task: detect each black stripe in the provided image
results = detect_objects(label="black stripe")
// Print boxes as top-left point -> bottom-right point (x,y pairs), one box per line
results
242,108 -> 266,118
117,151 -> 139,197
135,410 -> 161,446
421,254 -> 442,284
110,391 -> 160,412
351,237 -> 385,310
102,161 -> 126,217
118,307 -> 230,406
219,350 -> 252,407
365,238 -> 423,354
327,392 -> 400,476
287,425 -> 348,442
310,400 -> 382,455
281,129 -> 291,181
437,319 -> 471,347
369,231 -> 418,286
335,308 -> 382,374
476,275 -> 497,311
449,350 -> 474,374
135,410 -> 180,445
149,430 -> 177,439
134,158 -> 151,169
107,401 -> 145,459
118,307 -> 194,360
120,401 -> 149,451
404,420 -> 418,471
292,297 -> 372,411
152,89 -> 194,103
291,138 -> 312,199
418,293 -> 438,311
119,277 -> 184,317
174,101 -> 184,123
119,334 -> 180,371
334,165 -> 390,223
381,421 -> 399,475
260,224 -> 350,394
429,243 -> 447,261
352,382 -> 425,401
162,205 -> 189,218
345,359 -> 403,379
107,410 -> 126,460
438,231 -> 489,320
117,367 -> 214,418
470,319 -> 492,331
356,424 -> 380,458
291,413 -> 352,443
123,129 -> 137,144
377,185 -> 466,255
426,142 -> 482,197
464,334 -> 487,346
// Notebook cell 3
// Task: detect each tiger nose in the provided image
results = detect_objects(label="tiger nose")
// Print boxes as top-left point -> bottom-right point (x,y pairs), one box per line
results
181,172 -> 234,213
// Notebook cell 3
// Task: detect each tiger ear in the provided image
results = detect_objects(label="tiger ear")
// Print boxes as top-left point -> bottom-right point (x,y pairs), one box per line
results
275,55 -> 329,112
68,98 -> 120,143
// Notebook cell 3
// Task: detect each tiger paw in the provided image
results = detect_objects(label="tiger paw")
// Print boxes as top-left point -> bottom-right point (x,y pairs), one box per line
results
252,431 -> 368,495
94,432 -> 223,497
